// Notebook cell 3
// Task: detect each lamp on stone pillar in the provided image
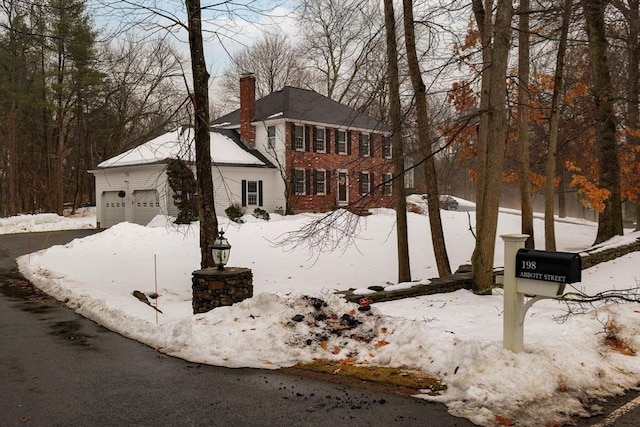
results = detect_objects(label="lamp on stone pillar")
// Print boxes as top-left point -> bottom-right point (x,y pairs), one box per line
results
210,230 -> 231,270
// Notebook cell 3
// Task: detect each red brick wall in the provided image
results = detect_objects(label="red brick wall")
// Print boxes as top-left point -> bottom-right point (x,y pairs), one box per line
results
285,122 -> 395,213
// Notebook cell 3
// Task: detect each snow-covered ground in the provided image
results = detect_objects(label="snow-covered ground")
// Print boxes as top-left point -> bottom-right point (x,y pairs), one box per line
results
0,208 -> 95,234
5,201 -> 640,426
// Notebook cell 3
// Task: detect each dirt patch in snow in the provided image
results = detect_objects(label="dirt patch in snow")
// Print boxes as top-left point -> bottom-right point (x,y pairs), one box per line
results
282,361 -> 445,397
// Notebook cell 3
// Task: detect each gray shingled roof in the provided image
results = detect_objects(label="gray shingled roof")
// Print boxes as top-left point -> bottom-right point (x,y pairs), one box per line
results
211,86 -> 388,132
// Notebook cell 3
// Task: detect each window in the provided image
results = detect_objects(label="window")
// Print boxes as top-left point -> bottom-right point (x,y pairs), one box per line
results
294,124 -> 304,150
315,170 -> 327,195
294,169 -> 306,195
382,138 -> 392,158
337,130 -> 347,154
247,181 -> 258,205
314,127 -> 326,152
382,173 -> 392,196
360,172 -> 372,195
267,126 -> 276,150
359,133 -> 370,157
242,179 -> 263,207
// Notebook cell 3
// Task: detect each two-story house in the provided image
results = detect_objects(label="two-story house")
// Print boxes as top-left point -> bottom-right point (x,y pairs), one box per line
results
212,73 -> 395,214
90,74 -> 395,228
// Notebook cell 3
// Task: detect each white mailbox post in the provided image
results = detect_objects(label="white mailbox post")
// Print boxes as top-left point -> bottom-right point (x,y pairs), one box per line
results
502,234 -> 528,353
501,234 -> 581,353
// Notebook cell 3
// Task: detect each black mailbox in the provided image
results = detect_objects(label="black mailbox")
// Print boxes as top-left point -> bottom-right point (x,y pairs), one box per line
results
515,249 -> 581,283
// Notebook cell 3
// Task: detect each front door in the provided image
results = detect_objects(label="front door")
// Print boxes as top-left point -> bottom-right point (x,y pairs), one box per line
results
337,170 -> 349,207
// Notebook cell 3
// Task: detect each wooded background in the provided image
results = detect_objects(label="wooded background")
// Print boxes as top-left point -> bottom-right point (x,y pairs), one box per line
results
0,0 -> 637,243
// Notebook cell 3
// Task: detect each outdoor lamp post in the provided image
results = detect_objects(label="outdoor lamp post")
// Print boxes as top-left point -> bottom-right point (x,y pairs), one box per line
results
211,230 -> 231,270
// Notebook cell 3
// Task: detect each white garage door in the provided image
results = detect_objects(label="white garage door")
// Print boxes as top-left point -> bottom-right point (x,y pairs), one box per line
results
102,191 -> 126,228
133,190 -> 160,226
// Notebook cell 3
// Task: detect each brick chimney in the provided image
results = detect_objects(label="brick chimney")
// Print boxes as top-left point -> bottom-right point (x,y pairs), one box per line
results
239,73 -> 256,147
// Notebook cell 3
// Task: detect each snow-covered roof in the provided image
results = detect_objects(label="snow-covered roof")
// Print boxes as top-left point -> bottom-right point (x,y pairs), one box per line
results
97,127 -> 267,168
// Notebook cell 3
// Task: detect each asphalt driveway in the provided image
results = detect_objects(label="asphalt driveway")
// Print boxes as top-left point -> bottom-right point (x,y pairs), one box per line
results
0,230 -> 474,426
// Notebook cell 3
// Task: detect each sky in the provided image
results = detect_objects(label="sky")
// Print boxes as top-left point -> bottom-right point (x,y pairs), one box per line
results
4,198 -> 640,426
97,1 -> 300,79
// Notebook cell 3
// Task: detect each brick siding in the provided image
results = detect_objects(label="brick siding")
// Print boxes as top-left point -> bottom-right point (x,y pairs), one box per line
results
285,122 -> 395,213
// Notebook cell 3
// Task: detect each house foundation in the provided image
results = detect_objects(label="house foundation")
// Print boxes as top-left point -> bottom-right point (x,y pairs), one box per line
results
191,267 -> 253,314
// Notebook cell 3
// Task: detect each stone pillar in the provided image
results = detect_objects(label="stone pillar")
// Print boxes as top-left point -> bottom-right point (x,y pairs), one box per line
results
192,267 -> 253,314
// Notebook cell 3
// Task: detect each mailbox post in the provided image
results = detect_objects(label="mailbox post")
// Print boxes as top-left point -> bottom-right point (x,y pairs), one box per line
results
502,234 -> 528,353
501,234 -> 582,353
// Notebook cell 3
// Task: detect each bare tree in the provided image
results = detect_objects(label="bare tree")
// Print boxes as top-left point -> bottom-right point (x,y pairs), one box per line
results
91,0 -> 281,267
296,0 -> 386,109
581,0 -> 624,243
544,0 -> 573,251
470,0 -> 514,294
516,0 -> 535,249
96,36 -> 187,158
610,0 -> 640,231
403,0 -> 451,277
383,0 -> 411,283
186,0 -> 218,268
217,32 -> 308,111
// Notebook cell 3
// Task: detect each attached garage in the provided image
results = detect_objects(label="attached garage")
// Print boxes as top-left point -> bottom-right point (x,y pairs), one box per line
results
90,127 -> 281,228
102,191 -> 126,228
132,190 -> 161,226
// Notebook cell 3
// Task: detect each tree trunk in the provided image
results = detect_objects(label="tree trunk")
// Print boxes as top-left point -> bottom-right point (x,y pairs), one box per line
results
402,0 -> 451,276
471,0 -> 514,294
627,0 -> 640,231
55,42 -> 66,216
186,0 -> 219,268
517,0 -> 535,249
5,107 -> 18,216
545,0 -> 572,250
558,171 -> 567,218
582,0 -> 624,243
383,0 -> 411,283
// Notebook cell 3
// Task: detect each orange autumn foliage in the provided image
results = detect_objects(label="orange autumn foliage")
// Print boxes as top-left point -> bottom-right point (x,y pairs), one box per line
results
620,128 -> 640,203
566,161 -> 611,212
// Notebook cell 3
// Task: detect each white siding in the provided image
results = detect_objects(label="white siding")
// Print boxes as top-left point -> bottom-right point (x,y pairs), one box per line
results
91,164 -> 169,228
210,166 -> 284,216
92,162 -> 283,227
254,121 -> 287,172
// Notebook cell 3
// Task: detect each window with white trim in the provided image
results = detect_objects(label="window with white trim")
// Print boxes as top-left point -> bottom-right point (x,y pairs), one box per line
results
267,126 -> 276,150
360,171 -> 372,195
294,169 -> 306,195
314,127 -> 326,152
315,170 -> 327,195
337,130 -> 347,154
294,124 -> 305,150
382,138 -> 392,158
359,133 -> 370,157
247,181 -> 258,205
